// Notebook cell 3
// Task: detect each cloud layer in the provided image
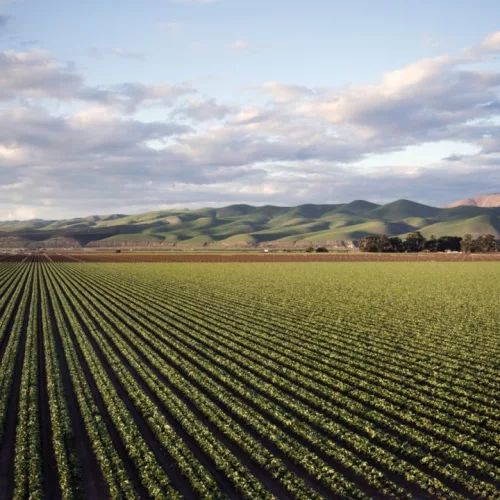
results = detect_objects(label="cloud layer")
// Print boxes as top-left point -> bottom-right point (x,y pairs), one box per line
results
1,32 -> 500,219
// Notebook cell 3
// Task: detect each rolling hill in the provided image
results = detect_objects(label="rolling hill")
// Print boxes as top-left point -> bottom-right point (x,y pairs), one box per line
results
1,198 -> 500,249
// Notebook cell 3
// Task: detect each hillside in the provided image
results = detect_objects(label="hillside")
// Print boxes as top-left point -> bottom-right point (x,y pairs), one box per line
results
446,193 -> 500,208
1,199 -> 500,249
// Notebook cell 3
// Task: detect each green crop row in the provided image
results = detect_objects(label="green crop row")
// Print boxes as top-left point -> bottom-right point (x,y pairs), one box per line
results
0,260 -> 499,499
14,266 -> 42,499
42,265 -> 138,499
0,264 -> 33,445
64,262 -> 499,498
51,264 -> 452,498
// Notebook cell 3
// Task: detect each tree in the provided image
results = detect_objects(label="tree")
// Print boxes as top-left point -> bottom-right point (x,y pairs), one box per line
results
425,235 -> 438,252
359,235 -> 402,253
316,246 -> 329,253
376,235 -> 393,253
474,234 -> 497,253
388,236 -> 404,253
437,236 -> 462,252
405,232 -> 426,253
461,234 -> 474,253
359,236 -> 379,252
359,232 -> 495,254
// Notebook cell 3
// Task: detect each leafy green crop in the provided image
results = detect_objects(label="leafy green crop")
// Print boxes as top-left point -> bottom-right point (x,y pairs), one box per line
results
0,261 -> 499,499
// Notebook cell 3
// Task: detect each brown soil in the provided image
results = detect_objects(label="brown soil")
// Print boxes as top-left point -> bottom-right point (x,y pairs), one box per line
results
18,252 -> 500,263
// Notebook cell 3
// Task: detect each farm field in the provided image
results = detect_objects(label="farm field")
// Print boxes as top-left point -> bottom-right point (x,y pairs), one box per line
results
3,251 -> 500,263
0,261 -> 499,499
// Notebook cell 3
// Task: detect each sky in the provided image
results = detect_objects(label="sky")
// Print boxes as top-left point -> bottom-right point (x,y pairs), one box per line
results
0,0 -> 500,220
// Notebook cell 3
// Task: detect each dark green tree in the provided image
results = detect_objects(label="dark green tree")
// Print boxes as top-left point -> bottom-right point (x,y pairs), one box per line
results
425,235 -> 438,252
359,236 -> 379,252
461,234 -> 474,253
437,236 -> 462,252
376,235 -> 393,253
405,232 -> 426,253
389,236 -> 404,253
474,234 -> 497,253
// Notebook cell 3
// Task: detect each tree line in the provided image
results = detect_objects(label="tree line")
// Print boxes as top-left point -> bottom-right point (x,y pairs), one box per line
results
359,233 -> 499,253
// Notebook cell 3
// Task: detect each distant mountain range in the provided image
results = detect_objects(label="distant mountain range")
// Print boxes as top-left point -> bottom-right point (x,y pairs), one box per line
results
1,198 -> 500,249
445,193 -> 500,208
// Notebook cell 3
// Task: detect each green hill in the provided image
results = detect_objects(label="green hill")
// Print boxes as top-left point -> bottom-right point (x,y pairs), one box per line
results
219,234 -> 257,247
402,217 -> 432,229
331,200 -> 380,215
281,221 -> 414,242
1,199 -> 499,248
419,215 -> 500,239
371,199 -> 441,220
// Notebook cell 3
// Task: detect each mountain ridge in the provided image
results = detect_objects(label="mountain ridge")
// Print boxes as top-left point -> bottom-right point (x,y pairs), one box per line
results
1,198 -> 500,249
445,193 -> 500,208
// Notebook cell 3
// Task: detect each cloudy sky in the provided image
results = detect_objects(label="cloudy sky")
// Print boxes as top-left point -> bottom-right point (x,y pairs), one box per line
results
1,0 -> 500,219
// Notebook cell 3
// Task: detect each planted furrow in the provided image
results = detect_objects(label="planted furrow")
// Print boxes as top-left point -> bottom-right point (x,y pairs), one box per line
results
39,266 -> 82,500
44,264 -> 197,500
1,260 -> 498,500
47,263 -> 291,500
67,264 -> 500,490
141,266 -> 500,391
40,266 -> 108,499
0,264 -> 33,356
42,267 -> 138,499
66,263 -> 500,498
126,270 -> 500,409
85,265 -> 500,440
0,264 -> 34,499
13,266 -> 43,500
55,264 -> 455,499
51,263 -> 356,500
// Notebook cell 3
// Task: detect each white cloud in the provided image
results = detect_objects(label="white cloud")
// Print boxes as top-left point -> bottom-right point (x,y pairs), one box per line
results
0,50 -> 83,100
227,40 -> 249,52
0,142 -> 26,163
1,31 -> 500,217
172,98 -> 234,121
4,206 -> 36,221
478,31 -> 500,53
295,37 -> 500,143
0,49 -> 195,111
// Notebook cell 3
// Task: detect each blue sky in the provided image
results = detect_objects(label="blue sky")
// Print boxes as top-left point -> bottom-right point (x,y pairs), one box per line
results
9,1 -> 500,91
0,0 -> 500,218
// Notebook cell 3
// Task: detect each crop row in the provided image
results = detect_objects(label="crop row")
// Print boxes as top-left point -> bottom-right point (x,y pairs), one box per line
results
45,263 -> 340,499
13,267 -> 42,499
0,264 -> 33,448
64,262 -> 500,498
67,262 -> 495,477
50,264 -> 496,498
104,264 -> 500,429
128,265 -> 500,396
0,260 -> 499,499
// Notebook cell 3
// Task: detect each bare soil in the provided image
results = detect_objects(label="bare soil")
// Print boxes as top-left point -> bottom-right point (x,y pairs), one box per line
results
41,252 -> 500,263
